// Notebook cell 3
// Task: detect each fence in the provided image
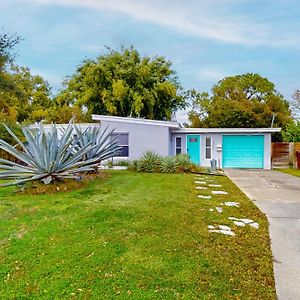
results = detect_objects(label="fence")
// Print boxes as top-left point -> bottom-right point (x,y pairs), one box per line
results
272,142 -> 300,169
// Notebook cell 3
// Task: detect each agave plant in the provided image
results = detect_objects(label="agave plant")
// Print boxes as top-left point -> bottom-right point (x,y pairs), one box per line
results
0,122 -> 108,186
138,151 -> 161,173
160,156 -> 178,173
73,124 -> 122,166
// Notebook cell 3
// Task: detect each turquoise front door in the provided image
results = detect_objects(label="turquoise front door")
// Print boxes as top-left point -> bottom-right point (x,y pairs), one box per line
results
187,135 -> 200,165
222,135 -> 264,168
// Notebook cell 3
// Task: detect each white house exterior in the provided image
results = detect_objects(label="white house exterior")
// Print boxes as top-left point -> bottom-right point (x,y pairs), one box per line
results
92,114 -> 281,170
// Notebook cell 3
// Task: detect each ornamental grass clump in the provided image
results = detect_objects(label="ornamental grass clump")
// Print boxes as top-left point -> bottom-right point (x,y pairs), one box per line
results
160,156 -> 178,173
0,122 -> 120,186
175,154 -> 193,172
138,151 -> 161,173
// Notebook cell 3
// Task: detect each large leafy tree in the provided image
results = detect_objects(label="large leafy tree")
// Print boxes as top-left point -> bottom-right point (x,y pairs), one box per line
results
55,47 -> 187,120
0,31 -> 53,124
188,73 -> 291,129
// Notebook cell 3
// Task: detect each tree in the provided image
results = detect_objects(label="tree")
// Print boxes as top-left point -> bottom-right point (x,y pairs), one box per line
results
55,46 -> 187,120
291,90 -> 300,119
282,121 -> 300,142
188,73 -> 291,129
1,65 -> 53,123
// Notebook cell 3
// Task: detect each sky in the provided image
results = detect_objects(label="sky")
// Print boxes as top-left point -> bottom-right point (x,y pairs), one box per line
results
1,0 -> 300,123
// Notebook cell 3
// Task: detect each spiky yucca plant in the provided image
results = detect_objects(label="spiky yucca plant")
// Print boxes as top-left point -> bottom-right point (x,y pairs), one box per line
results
0,122 -> 118,186
138,151 -> 161,173
160,156 -> 178,173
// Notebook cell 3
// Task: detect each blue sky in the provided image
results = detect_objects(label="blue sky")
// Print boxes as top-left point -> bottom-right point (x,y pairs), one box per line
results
1,0 -> 300,122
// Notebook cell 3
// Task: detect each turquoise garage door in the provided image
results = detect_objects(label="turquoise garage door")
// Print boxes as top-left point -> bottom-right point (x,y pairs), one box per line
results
222,135 -> 264,169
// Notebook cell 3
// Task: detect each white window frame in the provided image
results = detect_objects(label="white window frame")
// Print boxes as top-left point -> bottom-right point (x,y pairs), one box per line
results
175,136 -> 182,155
205,136 -> 212,159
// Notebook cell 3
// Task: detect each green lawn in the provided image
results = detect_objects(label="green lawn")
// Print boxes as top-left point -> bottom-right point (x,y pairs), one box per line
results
0,171 -> 275,299
279,168 -> 300,177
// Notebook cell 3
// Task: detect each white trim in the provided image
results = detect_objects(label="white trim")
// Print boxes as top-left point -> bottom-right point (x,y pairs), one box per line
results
174,136 -> 182,155
92,114 -> 179,128
205,136 -> 212,160
27,123 -> 98,129
172,127 -> 281,133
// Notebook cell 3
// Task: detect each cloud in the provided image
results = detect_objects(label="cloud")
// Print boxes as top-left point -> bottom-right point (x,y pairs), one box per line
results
197,68 -> 227,82
26,0 -> 300,48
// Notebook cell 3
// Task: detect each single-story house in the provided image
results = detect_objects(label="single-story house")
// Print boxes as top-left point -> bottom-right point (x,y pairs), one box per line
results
92,114 -> 281,170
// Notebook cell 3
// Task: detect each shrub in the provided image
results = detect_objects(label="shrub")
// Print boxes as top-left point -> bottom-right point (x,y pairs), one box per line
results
0,122 -> 120,186
128,160 -> 140,171
138,151 -> 161,173
175,154 -> 192,172
160,156 -> 178,173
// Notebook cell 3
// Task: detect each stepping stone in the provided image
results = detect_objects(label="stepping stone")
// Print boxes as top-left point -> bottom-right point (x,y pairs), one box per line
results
195,186 -> 207,190
228,217 -> 259,229
240,218 -> 255,224
224,202 -> 240,207
219,225 -> 231,231
198,195 -> 212,199
215,206 -> 223,213
208,208 -> 214,212
208,225 -> 235,236
250,222 -> 259,229
212,191 -> 228,195
195,181 -> 206,184
233,221 -> 246,227
209,184 -> 222,187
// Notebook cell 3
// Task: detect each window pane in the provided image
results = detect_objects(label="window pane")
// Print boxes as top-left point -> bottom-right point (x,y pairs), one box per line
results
206,137 -> 211,147
189,138 -> 197,142
119,134 -> 128,145
119,146 -> 129,157
176,148 -> 181,155
111,133 -> 128,145
176,137 -> 181,148
206,148 -> 211,159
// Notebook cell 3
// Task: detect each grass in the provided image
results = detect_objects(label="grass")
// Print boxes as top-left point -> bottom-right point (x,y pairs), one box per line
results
278,168 -> 300,177
0,171 -> 275,299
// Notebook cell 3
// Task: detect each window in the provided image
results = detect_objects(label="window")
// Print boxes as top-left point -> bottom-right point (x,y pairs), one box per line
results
111,133 -> 129,157
175,137 -> 182,154
205,137 -> 212,159
189,137 -> 198,142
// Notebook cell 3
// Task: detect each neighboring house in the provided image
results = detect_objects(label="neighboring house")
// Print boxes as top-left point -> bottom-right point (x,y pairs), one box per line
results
92,114 -> 281,170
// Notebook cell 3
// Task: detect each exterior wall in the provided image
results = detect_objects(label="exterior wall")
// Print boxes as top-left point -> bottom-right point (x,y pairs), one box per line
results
98,120 -> 170,160
171,132 -> 272,169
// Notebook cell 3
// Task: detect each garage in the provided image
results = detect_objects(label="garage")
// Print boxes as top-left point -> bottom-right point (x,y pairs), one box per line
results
222,135 -> 264,169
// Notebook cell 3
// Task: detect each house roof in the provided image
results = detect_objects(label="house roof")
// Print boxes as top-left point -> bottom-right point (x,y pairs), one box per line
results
92,114 -> 180,128
171,127 -> 281,133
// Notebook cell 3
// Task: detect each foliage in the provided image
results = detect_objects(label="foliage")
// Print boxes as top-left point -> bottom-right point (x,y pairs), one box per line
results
282,121 -> 300,142
291,90 -> 300,119
138,151 -> 162,173
160,156 -> 178,173
175,153 -> 193,172
74,124 -> 122,162
46,105 -> 90,123
0,30 -> 20,70
55,46 -> 187,120
1,66 -> 53,123
128,152 -> 195,173
0,121 -> 22,144
188,73 -> 291,129
0,122 -> 119,186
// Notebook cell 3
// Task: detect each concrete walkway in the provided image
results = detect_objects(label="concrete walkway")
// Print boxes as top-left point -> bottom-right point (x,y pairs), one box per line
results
225,169 -> 300,300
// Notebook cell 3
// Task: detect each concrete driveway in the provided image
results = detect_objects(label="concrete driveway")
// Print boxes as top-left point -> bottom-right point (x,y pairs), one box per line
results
225,169 -> 300,300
